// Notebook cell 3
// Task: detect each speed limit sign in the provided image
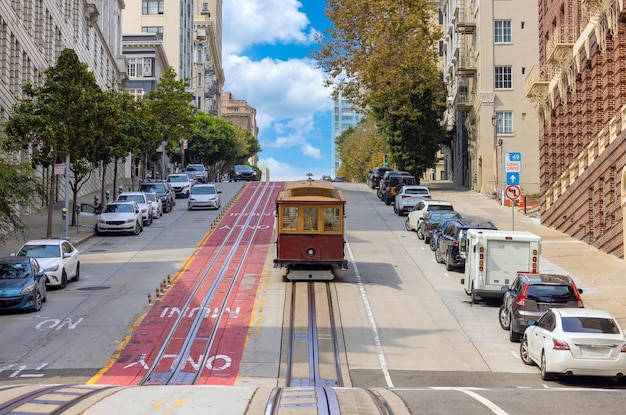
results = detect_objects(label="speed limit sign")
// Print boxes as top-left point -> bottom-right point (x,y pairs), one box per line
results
505,185 -> 521,200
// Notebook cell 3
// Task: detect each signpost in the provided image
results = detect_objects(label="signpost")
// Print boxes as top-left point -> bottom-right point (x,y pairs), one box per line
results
504,152 -> 522,230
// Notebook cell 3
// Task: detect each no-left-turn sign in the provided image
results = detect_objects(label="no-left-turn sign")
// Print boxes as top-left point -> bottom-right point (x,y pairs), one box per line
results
505,185 -> 521,200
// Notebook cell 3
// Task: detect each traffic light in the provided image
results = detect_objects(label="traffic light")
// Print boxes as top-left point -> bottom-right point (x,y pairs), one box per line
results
383,154 -> 388,166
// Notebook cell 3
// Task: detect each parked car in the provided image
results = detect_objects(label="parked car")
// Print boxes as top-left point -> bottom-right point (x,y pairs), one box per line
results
184,163 -> 208,183
0,257 -> 47,311
383,174 -> 416,205
321,175 -> 333,181
167,173 -> 195,198
429,216 -> 474,251
378,171 -> 409,199
394,185 -> 431,215
117,192 -> 152,226
230,165 -> 257,181
435,218 -> 497,271
14,239 -> 80,289
187,184 -> 222,210
500,272 -> 584,342
520,308 -> 626,383
145,191 -> 163,219
405,200 -> 455,234
332,176 -> 346,182
138,181 -> 175,213
419,210 -> 463,245
366,166 -> 394,189
95,201 -> 143,236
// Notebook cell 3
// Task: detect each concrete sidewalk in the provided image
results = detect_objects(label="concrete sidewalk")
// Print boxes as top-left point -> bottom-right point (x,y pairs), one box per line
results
422,180 -> 626,325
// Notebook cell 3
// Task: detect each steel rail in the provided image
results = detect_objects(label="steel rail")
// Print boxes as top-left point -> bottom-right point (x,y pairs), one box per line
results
139,181 -> 274,385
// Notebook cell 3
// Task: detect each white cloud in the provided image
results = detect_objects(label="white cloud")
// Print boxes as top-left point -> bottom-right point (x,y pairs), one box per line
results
222,0 -> 314,56
258,157 -> 327,182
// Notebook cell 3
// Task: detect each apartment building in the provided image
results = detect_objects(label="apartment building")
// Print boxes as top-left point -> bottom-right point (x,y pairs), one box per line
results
440,0 -> 540,201
122,0 -> 194,84
191,0 -> 224,116
526,0 -> 626,258
0,0 -> 126,120
0,0 -> 128,200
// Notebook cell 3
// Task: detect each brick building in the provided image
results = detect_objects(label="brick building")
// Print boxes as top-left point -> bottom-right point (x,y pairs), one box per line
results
526,0 -> 626,258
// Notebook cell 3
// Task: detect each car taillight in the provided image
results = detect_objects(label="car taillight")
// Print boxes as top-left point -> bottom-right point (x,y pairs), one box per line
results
552,338 -> 570,350
516,284 -> 530,307
621,345 -> 626,353
572,283 -> 584,307
402,195 -> 410,198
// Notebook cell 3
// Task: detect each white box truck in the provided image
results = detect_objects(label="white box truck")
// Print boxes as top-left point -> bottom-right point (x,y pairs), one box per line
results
459,229 -> 541,304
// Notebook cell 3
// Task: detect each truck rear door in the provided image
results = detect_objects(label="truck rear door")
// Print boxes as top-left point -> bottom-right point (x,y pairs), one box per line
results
485,240 -> 530,287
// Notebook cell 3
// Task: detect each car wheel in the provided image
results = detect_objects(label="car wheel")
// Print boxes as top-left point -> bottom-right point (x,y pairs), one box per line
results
72,263 -> 80,282
405,218 -> 412,232
541,351 -> 556,381
445,250 -> 454,271
133,221 -> 141,235
416,226 -> 424,240
33,289 -> 44,311
59,271 -> 68,289
499,304 -> 511,330
435,245 -> 443,263
429,239 -> 437,251
393,205 -> 398,214
509,323 -> 522,342
424,234 -> 430,245
520,337 -> 535,366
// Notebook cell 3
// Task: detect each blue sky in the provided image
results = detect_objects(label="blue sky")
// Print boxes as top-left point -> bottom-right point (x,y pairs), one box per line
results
222,0 -> 335,181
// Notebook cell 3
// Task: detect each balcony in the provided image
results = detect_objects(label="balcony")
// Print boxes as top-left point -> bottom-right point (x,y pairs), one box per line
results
455,0 -> 476,34
456,50 -> 476,77
546,26 -> 576,65
525,65 -> 550,100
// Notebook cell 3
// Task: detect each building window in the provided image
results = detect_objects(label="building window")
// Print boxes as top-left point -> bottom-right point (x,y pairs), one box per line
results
494,20 -> 512,43
142,0 -> 164,15
128,58 -> 153,79
142,26 -> 163,40
126,88 -> 145,100
495,111 -> 513,134
494,66 -> 512,89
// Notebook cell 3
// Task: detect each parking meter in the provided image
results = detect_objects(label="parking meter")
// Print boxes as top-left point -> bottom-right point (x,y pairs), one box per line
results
105,190 -> 110,201
62,207 -> 67,220
118,185 -> 124,195
94,195 -> 99,206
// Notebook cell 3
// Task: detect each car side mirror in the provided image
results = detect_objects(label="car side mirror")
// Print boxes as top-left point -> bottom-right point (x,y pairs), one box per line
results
527,320 -> 536,326
501,285 -> 510,293
578,288 -> 583,294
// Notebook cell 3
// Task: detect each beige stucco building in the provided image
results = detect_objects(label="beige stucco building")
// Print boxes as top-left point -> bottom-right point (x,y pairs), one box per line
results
440,0 -> 541,200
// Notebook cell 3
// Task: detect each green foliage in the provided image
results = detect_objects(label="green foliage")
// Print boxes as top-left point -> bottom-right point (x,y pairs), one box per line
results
315,0 -> 446,179
0,157 -> 42,242
188,112 -> 239,165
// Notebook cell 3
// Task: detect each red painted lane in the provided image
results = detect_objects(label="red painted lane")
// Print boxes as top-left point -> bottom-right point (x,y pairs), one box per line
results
94,182 -> 283,386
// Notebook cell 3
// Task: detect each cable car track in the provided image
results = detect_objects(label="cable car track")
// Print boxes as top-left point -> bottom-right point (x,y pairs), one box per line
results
139,181 -> 277,385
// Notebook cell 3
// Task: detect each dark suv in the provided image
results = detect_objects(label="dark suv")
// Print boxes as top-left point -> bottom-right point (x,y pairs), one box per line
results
500,272 -> 584,342
383,174 -> 417,205
366,167 -> 393,189
230,165 -> 257,181
435,219 -> 497,271
377,171 -> 411,201
138,181 -> 175,213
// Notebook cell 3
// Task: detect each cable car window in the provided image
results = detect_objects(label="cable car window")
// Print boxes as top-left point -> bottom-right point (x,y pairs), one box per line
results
324,207 -> 340,231
303,207 -> 318,231
282,207 -> 298,230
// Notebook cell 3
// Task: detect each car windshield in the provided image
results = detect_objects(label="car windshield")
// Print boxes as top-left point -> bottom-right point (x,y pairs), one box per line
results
105,204 -> 133,213
429,212 -> 461,222
405,188 -> 429,195
140,183 -> 165,192
192,186 -> 216,195
561,317 -> 620,334
168,175 -> 188,182
119,195 -> 145,204
0,262 -> 29,279
17,244 -> 60,258
146,193 -> 157,202
186,165 -> 203,171
235,165 -> 253,172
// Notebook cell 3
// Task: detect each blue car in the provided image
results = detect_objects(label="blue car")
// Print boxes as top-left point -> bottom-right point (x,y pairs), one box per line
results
0,257 -> 47,312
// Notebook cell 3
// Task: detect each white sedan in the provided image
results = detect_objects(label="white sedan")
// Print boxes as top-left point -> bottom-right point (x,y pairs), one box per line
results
520,308 -> 626,384
188,184 -> 221,210
404,200 -> 454,234
14,239 -> 80,289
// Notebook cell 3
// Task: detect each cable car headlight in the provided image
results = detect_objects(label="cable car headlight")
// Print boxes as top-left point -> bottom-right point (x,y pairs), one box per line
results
306,247 -> 316,257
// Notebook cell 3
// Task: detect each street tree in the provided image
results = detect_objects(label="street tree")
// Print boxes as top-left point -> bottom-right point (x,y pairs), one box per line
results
315,0 -> 447,178
188,112 -> 239,180
143,67 -> 195,179
4,48 -> 105,237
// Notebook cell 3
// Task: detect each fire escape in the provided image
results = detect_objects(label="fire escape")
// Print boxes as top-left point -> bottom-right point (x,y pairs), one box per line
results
454,0 -> 476,111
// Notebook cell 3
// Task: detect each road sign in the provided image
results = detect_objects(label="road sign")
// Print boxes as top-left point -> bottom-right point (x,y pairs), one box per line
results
505,185 -> 522,200
505,152 -> 521,173
506,172 -> 519,185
